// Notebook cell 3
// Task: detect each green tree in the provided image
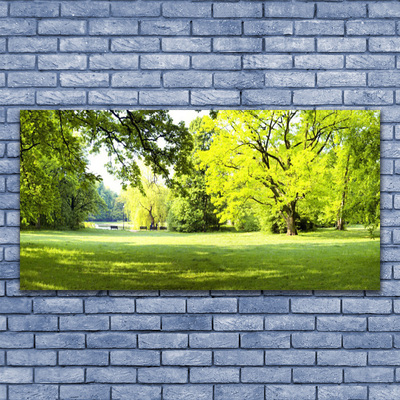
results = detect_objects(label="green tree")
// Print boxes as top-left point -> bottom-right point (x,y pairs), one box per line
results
198,110 -> 374,235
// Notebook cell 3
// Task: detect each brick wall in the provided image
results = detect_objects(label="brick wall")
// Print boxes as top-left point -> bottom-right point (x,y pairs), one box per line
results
0,1 -> 399,399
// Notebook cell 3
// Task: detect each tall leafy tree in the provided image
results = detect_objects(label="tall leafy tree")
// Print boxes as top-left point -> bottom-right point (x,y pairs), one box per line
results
198,110 -> 375,235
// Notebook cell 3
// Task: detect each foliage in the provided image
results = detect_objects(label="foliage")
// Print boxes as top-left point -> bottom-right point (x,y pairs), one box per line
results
198,110 -> 380,235
122,169 -> 168,229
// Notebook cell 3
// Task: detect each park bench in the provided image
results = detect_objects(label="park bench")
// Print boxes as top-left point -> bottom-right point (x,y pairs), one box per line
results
110,225 -> 118,230
139,226 -> 147,230
160,226 -> 167,230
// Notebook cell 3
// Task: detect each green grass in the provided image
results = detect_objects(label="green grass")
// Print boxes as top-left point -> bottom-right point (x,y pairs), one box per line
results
20,226 -> 380,290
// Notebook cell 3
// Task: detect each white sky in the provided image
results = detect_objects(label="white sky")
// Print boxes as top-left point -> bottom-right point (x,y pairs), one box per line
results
87,110 -> 209,194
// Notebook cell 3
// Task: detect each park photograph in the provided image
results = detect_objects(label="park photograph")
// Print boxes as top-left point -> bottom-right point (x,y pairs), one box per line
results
19,109 -> 380,291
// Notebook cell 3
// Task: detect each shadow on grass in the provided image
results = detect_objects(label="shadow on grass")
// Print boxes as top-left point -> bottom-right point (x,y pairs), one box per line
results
20,234 -> 380,290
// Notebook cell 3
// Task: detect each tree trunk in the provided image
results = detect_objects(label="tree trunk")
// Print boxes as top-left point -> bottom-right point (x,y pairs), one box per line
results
336,154 -> 351,231
282,201 -> 298,236
148,205 -> 155,226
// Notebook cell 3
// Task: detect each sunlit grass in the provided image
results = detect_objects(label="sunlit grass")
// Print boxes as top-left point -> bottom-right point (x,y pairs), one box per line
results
20,226 -> 380,290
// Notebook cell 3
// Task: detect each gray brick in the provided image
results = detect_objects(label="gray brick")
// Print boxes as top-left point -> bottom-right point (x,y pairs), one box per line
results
317,3 -> 366,18
294,89 -> 342,105
111,350 -> 159,366
292,333 -> 341,349
244,55 -> 292,70
266,72 -> 315,88
163,2 -> 210,18
191,90 -> 239,106
34,298 -> 82,314
9,37 -> 57,53
60,315 -> 109,331
113,2 -> 160,17
0,55 -> 35,70
318,350 -> 366,366
241,333 -> 290,349
140,90 -> 188,106
318,38 -> 366,53
293,367 -> 342,383
189,333 -> 238,348
162,315 -> 211,331
242,89 -> 291,106
193,20 -> 241,36
347,20 -> 395,36
141,54 -> 189,69
163,71 -> 211,88
370,71 -> 400,87
296,55 -> 344,69
35,368 -> 84,383
138,367 -> 187,383
37,90 -> 86,105
6,143 -> 19,158
86,367 -> 136,383
343,333 -> 392,349
239,297 -> 288,313
0,297 -> 31,313
60,385 -> 110,400
38,54 -> 87,70
264,3 -> 314,18
214,350 -> 263,366
214,72 -> 263,89
345,90 -> 393,105
370,38 -> 400,53
162,38 -> 211,53
318,71 -> 365,87
292,298 -> 340,314
0,19 -> 36,36
343,299 -> 391,314
162,350 -> 211,365
141,21 -> 189,36
90,19 -> 138,35
265,385 -> 316,400
35,333 -> 84,349
214,315 -> 263,331
112,38 -> 160,52
214,3 -> 262,18
39,19 -> 86,35
192,55 -> 241,70
188,298 -> 237,313
369,350 -> 400,366
60,72 -> 109,88
264,37 -> 315,53
265,350 -> 315,366
242,367 -> 291,383
215,384 -> 264,400
62,2 -> 110,17
369,316 -> 400,331
295,20 -> 344,36
318,385 -> 367,400
163,385 -> 212,400
265,315 -> 314,331
9,72 -> 56,88
0,367 -> 32,383
9,385 -> 58,400
370,3 -> 400,18
11,2 -> 59,17
244,21 -> 293,36
87,332 -> 137,348
88,89 -> 138,105
345,367 -> 393,383
60,38 -> 108,53
111,315 -> 160,330
317,316 -> 366,331
7,349 -> 56,366
214,38 -> 262,53
346,55 -> 395,69
139,333 -> 187,349
190,367 -> 238,383
85,298 -> 135,313
0,333 -> 33,348
90,54 -> 138,70
59,350 -> 109,366
8,315 -> 57,331
112,385 -> 161,400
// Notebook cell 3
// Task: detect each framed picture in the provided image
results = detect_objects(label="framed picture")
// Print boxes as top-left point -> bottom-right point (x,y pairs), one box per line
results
20,109 -> 380,290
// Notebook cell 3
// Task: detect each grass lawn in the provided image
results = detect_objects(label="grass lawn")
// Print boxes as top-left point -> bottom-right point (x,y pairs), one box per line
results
20,226 -> 380,291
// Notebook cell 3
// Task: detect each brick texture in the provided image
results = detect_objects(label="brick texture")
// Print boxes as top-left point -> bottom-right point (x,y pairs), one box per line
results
0,1 -> 397,398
